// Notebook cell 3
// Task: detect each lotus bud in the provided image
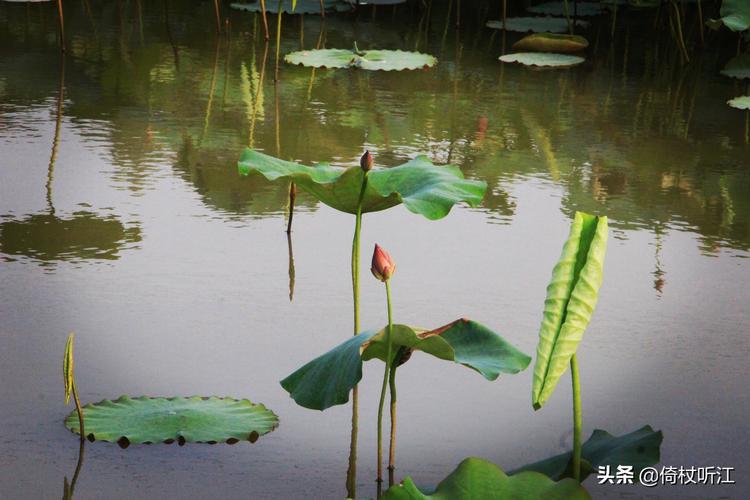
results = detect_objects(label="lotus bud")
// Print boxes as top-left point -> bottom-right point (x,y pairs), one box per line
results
360,150 -> 373,172
371,244 -> 396,282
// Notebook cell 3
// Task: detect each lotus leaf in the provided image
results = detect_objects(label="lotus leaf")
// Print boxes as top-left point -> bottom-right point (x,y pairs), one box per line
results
63,334 -> 74,405
512,33 -> 589,53
382,457 -> 591,500
721,54 -> 750,79
238,149 -> 486,219
511,426 -> 663,483
281,320 -> 530,411
728,96 -> 750,110
716,0 -> 750,32
486,17 -> 589,33
527,1 -> 604,17
284,49 -> 437,71
499,52 -> 585,68
532,213 -> 608,410
64,396 -> 278,446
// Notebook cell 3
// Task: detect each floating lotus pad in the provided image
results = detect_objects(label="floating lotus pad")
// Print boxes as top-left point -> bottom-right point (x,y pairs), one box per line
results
238,149 -> 484,219
512,33 -> 589,53
527,1 -> 604,17
230,0 -> 351,14
721,54 -> 750,79
499,52 -> 585,68
281,319 -> 531,410
713,0 -> 750,32
511,426 -> 663,483
284,49 -> 436,71
728,96 -> 750,110
382,457 -> 591,500
65,396 -> 279,447
486,17 -> 589,33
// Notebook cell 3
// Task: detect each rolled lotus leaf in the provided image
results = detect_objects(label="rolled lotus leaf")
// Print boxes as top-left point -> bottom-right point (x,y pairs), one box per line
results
532,212 -> 608,410
238,149 -> 486,219
721,54 -> 750,80
511,426 -> 663,483
512,34 -> 589,54
285,48 -> 436,71
65,396 -> 278,446
500,52 -> 585,68
382,457 -> 591,500
527,1 -> 603,17
281,319 -> 530,411
63,334 -> 74,405
486,17 -> 589,33
728,96 -> 750,110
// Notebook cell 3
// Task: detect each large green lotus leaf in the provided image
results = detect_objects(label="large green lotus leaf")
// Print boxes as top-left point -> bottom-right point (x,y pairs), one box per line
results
486,17 -> 589,33
511,426 -> 663,483
500,52 -> 585,68
527,1 -> 603,17
230,0 -> 351,14
717,0 -> 750,32
64,396 -> 278,446
728,95 -> 750,110
721,54 -> 750,79
532,212 -> 608,410
282,320 -> 529,411
284,49 -> 436,71
512,33 -> 589,53
383,457 -> 591,500
362,319 -> 532,381
280,331 -> 377,410
237,149 -> 486,219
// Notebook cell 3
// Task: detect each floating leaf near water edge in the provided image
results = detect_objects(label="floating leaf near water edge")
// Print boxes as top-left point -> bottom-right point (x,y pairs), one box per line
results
499,52 -> 585,68
512,33 -> 589,54
284,48 -> 437,71
64,396 -> 278,447
728,96 -> 750,110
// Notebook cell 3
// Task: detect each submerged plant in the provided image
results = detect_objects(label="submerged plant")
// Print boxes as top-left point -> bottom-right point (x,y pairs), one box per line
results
238,148 -> 486,497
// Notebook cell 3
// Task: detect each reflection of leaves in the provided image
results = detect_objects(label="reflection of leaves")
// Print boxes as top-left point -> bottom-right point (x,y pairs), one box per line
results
511,426 -> 663,483
65,396 -> 279,446
721,54 -> 750,80
0,212 -> 141,262
383,457 -> 591,500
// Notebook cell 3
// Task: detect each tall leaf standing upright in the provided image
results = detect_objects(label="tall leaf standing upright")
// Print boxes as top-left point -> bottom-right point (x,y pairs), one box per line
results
531,212 -> 608,481
64,333 -> 84,439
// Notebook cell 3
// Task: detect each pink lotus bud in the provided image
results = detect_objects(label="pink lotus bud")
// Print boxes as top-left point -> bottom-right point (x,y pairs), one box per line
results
360,150 -> 373,172
371,244 -> 396,282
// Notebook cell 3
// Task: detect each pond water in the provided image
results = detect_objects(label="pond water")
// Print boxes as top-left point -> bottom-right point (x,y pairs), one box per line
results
1,1 -> 749,499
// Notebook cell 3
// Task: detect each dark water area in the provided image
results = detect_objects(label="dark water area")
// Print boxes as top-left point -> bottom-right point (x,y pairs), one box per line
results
0,1 -> 748,499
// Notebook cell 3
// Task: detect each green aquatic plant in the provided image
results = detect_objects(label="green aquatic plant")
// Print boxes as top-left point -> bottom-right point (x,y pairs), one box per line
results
284,47 -> 437,70
65,396 -> 278,447
499,52 -> 585,68
711,0 -> 750,33
239,148 -> 485,497
728,95 -> 750,109
63,333 -> 84,439
532,212 -> 608,481
721,53 -> 750,79
382,457 -> 591,500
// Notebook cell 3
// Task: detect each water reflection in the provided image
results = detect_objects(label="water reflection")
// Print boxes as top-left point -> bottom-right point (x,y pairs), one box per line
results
62,438 -> 85,500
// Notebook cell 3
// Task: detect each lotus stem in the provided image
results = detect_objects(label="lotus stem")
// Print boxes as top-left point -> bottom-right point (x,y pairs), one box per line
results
571,354 -> 582,482
346,172 -> 369,499
260,0 -> 270,40
286,231 -> 295,301
72,380 -> 85,440
319,0 -> 325,18
213,0 -> 221,33
274,0 -> 283,82
377,279 -> 395,490
696,0 -> 704,45
286,182 -> 296,234
501,0 -> 506,30
387,360 -> 398,486
669,0 -> 689,64
56,0 -> 66,53
563,0 -> 572,35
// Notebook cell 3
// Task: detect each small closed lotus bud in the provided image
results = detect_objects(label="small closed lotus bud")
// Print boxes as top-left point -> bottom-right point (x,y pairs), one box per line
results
371,244 -> 396,282
360,150 -> 373,172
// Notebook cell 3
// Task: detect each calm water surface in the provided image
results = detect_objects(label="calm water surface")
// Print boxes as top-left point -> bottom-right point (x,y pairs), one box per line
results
1,1 -> 749,499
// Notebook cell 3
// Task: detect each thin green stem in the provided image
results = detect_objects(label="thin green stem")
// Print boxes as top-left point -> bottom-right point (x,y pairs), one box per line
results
387,360 -> 398,486
72,381 -> 84,439
377,279 -> 395,489
346,172 -> 369,499
274,1 -> 283,81
571,354 -> 582,482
